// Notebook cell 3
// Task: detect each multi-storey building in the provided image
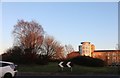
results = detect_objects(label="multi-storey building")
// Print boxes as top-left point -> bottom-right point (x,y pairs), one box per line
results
93,50 -> 120,65
79,42 -> 120,65
79,42 -> 95,57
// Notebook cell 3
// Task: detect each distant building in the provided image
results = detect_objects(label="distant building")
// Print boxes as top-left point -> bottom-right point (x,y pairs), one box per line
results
78,41 -> 120,65
66,51 -> 80,59
93,50 -> 120,65
78,42 -> 95,57
66,41 -> 120,65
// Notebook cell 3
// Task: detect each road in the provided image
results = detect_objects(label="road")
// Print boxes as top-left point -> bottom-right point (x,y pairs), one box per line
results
16,75 -> 120,78
16,72 -> 120,78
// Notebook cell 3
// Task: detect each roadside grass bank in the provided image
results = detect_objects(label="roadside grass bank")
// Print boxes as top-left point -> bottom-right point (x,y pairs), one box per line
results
18,62 -> 119,75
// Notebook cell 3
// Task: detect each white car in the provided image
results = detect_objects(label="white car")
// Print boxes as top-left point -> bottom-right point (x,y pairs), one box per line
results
0,61 -> 17,78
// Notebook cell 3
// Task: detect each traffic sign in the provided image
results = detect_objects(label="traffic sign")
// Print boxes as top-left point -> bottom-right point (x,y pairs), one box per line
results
58,61 -> 64,68
67,62 -> 71,68
58,61 -> 73,72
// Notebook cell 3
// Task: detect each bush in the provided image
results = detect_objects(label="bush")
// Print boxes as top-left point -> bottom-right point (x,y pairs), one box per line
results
1,46 -> 23,64
71,56 -> 105,67
36,55 -> 49,65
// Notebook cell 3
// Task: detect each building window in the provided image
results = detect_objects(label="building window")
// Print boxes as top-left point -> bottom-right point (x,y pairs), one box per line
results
83,47 -> 85,49
113,53 -> 116,57
83,51 -> 85,54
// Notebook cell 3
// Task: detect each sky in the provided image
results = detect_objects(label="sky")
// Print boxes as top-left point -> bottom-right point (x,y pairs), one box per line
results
1,0 -> 120,2
0,1 -> 118,54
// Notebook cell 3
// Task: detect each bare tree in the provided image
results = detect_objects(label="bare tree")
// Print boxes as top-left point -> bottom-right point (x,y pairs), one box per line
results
13,20 -> 44,54
42,35 -> 65,60
64,44 -> 74,55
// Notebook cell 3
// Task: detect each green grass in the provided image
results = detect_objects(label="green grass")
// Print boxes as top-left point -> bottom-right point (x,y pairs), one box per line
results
18,62 -> 59,72
18,62 -> 118,75
72,65 -> 112,74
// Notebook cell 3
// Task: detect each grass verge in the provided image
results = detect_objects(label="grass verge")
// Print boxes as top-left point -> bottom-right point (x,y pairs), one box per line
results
18,62 -> 118,75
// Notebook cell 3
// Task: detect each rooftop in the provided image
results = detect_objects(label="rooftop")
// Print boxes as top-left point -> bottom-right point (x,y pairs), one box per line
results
81,42 -> 90,44
94,50 -> 120,52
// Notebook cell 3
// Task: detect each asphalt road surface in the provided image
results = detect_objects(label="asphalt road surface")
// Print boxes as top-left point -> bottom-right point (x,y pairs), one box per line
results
16,72 -> 120,78
16,75 -> 120,78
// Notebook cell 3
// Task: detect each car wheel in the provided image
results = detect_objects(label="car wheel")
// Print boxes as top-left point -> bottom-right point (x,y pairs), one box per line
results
4,73 -> 12,78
